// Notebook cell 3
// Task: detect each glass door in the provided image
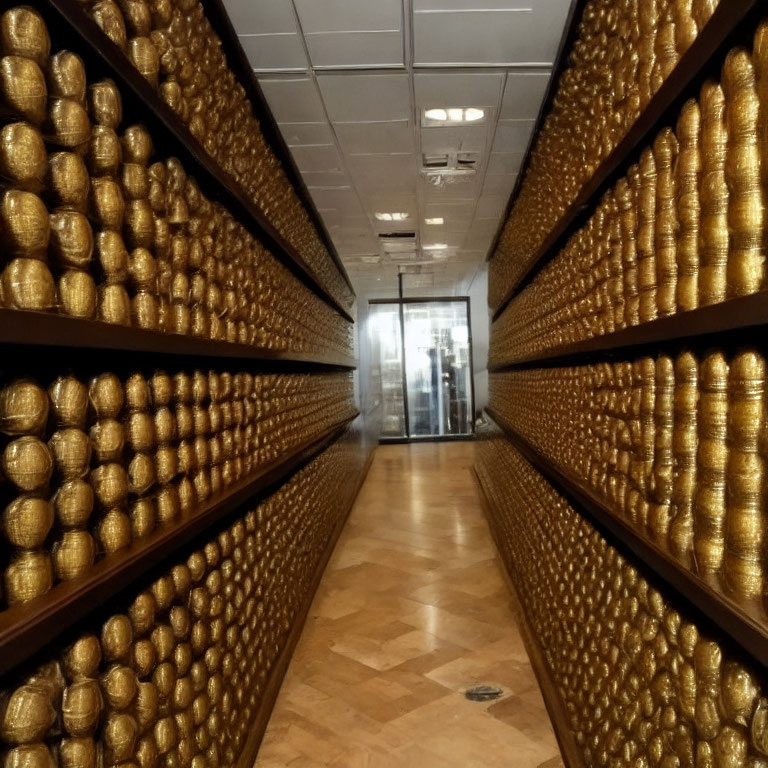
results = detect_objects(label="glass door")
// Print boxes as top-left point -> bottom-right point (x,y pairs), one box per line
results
369,299 -> 473,440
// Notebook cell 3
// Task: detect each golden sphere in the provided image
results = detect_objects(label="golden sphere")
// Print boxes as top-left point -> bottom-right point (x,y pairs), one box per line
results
0,7 -> 50,67
90,0 -> 127,50
0,56 -> 46,124
103,712 -> 138,764
4,550 -> 53,604
61,680 -> 102,737
49,376 -> 87,428
0,257 -> 54,310
89,177 -> 124,230
97,508 -> 132,553
47,51 -> 86,103
122,125 -> 153,165
127,452 -> 155,495
3,744 -> 56,768
132,639 -> 156,679
125,198 -> 154,249
87,125 -> 122,177
101,664 -> 137,710
89,373 -> 124,418
91,463 -> 129,508
47,151 -> 89,211
98,283 -> 131,326
0,379 -> 48,435
53,479 -> 93,527
53,530 -> 96,581
2,436 -> 53,492
129,497 -> 155,539
2,496 -> 53,548
48,428 -> 91,480
126,411 -> 155,452
128,37 -> 159,86
45,98 -> 90,149
62,635 -> 101,681
135,681 -> 159,733
129,592 -> 156,634
58,738 -> 96,768
58,268 -> 96,318
0,122 -> 46,191
0,684 -> 55,744
50,211 -> 93,270
88,79 -> 122,128
0,190 -> 49,259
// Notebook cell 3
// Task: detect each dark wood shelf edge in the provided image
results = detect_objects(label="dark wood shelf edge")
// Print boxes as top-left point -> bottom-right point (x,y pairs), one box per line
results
199,0 -> 355,300
489,0 -> 760,321
473,467 -> 586,768
0,413 -> 359,676
489,291 -> 768,371
0,309 -> 357,370
484,408 -> 768,671
236,436 -> 376,767
45,0 -> 354,324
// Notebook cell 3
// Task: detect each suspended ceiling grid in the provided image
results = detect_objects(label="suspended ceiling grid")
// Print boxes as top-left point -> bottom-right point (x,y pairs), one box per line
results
221,0 -> 573,298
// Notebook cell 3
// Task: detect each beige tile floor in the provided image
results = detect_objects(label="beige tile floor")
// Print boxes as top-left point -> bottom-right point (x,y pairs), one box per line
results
254,442 -> 563,768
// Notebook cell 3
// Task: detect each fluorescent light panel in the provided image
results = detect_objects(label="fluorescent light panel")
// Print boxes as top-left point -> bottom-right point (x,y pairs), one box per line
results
425,217 -> 444,225
423,107 -> 485,123
375,212 -> 409,221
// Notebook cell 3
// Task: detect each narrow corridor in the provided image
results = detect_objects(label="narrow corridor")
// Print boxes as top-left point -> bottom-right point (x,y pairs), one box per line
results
255,443 -> 562,767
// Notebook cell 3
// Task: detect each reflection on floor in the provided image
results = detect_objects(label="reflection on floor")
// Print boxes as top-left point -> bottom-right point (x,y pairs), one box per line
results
254,442 -> 563,768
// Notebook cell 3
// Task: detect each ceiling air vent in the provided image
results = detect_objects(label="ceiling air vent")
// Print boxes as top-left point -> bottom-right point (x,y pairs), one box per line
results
421,151 -> 479,187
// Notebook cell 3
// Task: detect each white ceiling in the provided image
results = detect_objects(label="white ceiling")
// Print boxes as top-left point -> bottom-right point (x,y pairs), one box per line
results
223,0 -> 573,298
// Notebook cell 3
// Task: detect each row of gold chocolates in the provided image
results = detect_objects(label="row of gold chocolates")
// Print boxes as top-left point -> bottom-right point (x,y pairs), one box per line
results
0,427 -> 365,768
0,369 -> 356,609
488,0 -> 722,311
69,0 -> 353,310
489,350 -> 768,604
491,25 -> 768,367
0,6 -> 353,358
476,432 -> 767,768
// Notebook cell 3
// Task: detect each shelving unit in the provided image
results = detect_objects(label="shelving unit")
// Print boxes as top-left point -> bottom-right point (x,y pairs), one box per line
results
44,0 -> 355,324
0,2 -> 373,766
483,1 -> 768,764
489,0 -> 763,321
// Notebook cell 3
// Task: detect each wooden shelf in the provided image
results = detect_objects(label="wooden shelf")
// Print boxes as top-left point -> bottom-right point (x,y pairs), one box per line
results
0,309 -> 357,371
489,291 -> 768,371
485,408 -> 768,670
0,414 -> 358,676
44,0 -> 354,324
473,467 -> 587,768
489,0 -> 762,322
199,0 -> 355,301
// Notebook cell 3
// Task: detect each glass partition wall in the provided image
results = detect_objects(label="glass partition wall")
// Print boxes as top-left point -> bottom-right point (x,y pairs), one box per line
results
369,298 -> 474,441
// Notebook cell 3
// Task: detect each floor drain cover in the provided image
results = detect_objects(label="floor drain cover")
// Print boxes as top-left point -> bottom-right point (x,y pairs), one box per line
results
465,685 -> 503,702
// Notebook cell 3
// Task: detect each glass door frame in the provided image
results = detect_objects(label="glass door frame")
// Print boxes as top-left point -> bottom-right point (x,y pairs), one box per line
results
369,294 -> 476,443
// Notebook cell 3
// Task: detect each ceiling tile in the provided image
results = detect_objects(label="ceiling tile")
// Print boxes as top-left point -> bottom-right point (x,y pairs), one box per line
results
349,155 -> 417,191
475,194 -> 507,220
420,125 -> 488,155
279,122 -> 336,146
486,152 -> 525,175
482,173 -> 518,196
335,121 -> 414,155
413,72 -> 504,108
239,34 -> 307,71
413,2 -> 572,66
305,31 -> 403,68
500,71 -> 552,118
294,0 -> 401,32
290,144 -> 344,172
492,119 -> 535,153
317,74 -> 411,122
223,0 -> 296,35
300,169 -> 350,187
258,77 -> 326,122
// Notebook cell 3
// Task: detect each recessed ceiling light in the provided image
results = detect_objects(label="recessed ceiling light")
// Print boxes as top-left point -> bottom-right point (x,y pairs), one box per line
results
425,217 -> 444,225
424,108 -> 447,121
423,107 -> 486,124
375,212 -> 409,221
423,243 -> 447,250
